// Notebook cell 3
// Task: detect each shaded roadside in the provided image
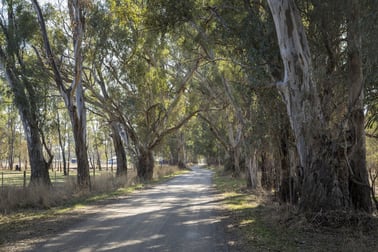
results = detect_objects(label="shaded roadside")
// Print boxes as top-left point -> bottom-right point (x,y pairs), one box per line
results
212,166 -> 378,252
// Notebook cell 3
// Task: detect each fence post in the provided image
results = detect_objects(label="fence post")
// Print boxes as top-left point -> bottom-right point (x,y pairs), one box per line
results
93,167 -> 95,187
23,170 -> 26,188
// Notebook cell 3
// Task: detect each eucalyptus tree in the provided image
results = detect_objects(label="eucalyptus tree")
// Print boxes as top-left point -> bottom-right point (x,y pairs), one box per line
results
117,33 -> 201,181
32,0 -> 91,188
83,0 -> 202,181
172,0 -> 289,192
0,0 -> 52,185
146,0 -> 250,177
267,0 -> 372,212
83,1 -> 134,177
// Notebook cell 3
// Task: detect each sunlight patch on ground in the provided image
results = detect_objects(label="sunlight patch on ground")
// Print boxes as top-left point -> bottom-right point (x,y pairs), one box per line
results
240,219 -> 255,226
223,192 -> 260,210
97,234 -> 165,251
182,218 -> 221,225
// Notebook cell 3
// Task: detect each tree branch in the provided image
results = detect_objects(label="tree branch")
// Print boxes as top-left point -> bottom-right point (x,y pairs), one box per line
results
32,0 -> 67,94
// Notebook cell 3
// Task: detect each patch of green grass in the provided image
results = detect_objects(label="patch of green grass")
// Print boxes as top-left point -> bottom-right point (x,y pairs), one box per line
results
212,171 -> 245,193
211,166 -> 298,251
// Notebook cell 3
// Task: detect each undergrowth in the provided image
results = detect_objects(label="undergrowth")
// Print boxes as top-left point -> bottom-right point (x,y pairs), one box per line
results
211,165 -> 378,252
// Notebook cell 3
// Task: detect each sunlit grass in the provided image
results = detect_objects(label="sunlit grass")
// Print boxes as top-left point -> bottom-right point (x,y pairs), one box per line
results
222,192 -> 259,210
210,165 -> 297,251
240,219 -> 255,225
212,167 -> 260,211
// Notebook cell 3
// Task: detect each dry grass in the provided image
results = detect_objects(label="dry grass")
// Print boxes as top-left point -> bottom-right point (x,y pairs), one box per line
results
0,165 -> 183,213
0,184 -> 74,213
153,164 -> 183,180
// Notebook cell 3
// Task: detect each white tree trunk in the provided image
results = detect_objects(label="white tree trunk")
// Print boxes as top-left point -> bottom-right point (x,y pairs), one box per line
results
247,149 -> 259,189
267,0 -> 372,212
267,0 -> 324,168
33,0 -> 91,188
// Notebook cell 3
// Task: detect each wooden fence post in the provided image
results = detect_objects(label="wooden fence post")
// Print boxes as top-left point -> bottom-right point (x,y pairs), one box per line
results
23,171 -> 26,188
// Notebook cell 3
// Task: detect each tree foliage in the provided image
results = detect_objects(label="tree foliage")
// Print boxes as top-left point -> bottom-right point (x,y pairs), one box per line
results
0,0 -> 376,213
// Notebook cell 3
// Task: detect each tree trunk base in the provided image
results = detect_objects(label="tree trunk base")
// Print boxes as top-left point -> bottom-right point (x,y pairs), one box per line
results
137,149 -> 154,181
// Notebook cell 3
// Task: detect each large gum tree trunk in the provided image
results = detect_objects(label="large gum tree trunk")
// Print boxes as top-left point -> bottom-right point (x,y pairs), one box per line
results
71,104 -> 91,188
177,132 -> 187,169
345,0 -> 372,212
68,0 -> 90,189
246,149 -> 258,189
23,119 -> 51,185
267,0 -> 372,212
0,56 -> 51,186
137,147 -> 154,181
0,0 -> 51,186
110,121 -> 127,177
224,146 -> 243,177
278,126 -> 299,204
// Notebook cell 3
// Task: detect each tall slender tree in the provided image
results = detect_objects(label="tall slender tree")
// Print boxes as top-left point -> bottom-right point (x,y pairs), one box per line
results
33,0 -> 91,188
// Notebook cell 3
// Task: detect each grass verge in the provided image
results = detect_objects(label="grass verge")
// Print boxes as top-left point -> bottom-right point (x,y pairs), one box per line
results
211,166 -> 378,252
212,167 -> 298,251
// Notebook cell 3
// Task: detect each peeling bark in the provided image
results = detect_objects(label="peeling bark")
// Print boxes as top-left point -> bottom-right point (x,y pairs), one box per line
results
345,0 -> 372,212
246,149 -> 258,189
33,0 -> 91,189
268,0 -> 372,212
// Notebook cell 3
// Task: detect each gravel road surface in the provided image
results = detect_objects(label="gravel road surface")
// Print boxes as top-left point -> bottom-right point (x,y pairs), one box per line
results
29,166 -> 228,252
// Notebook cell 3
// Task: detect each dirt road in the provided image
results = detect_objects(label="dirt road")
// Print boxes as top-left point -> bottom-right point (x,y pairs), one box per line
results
28,167 -> 228,252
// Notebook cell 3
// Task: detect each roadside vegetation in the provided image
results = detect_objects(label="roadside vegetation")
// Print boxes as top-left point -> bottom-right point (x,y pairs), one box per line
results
211,166 -> 378,252
0,1 -> 377,250
0,165 -> 186,248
